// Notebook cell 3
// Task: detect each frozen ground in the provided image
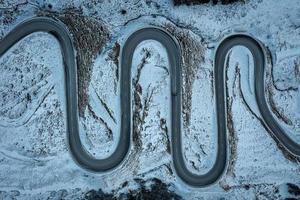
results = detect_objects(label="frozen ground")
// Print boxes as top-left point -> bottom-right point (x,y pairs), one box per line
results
0,0 -> 300,199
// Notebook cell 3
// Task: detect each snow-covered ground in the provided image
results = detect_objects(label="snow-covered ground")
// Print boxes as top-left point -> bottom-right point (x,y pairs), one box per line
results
0,0 -> 300,199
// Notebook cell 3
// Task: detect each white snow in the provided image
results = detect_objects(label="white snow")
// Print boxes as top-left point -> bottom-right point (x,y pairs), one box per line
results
0,0 -> 300,199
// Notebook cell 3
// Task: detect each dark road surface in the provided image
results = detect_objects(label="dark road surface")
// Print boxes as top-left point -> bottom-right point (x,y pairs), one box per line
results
216,35 -> 300,159
0,17 -> 299,187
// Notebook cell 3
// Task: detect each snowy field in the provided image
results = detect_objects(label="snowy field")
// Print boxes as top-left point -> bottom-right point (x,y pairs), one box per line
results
0,0 -> 300,199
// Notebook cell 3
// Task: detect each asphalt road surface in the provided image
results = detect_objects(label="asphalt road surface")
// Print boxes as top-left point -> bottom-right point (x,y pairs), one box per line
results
0,17 -> 299,187
215,35 -> 300,157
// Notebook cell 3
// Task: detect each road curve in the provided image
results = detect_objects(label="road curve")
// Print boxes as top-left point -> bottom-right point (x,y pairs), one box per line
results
215,35 -> 300,157
122,27 -> 226,187
0,17 -> 227,186
0,17 -> 130,172
1,17 -> 299,188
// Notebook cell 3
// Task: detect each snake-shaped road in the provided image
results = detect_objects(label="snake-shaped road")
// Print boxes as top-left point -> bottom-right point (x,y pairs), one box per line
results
0,17 -> 299,187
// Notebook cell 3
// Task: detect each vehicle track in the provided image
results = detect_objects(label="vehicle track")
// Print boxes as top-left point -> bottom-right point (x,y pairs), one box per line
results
0,17 -> 299,188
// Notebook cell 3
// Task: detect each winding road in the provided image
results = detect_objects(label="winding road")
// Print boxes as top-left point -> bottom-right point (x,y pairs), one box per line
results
0,17 -> 299,187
